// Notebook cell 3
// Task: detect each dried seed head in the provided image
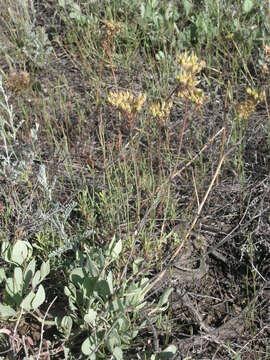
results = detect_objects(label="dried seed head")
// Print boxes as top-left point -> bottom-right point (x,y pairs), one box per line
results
6,70 -> 30,92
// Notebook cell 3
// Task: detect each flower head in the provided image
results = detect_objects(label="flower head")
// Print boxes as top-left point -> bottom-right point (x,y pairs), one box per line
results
177,52 -> 205,75
236,100 -> 256,119
108,90 -> 146,115
178,88 -> 205,106
245,88 -> 265,104
6,70 -> 30,92
103,20 -> 122,37
150,100 -> 173,120
235,88 -> 265,119
176,72 -> 200,88
175,51 -> 206,106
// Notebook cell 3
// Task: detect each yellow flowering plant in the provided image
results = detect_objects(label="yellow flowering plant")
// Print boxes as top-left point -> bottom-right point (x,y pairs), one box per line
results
150,100 -> 173,121
108,90 -> 146,115
235,88 -> 265,119
177,52 -> 206,75
107,90 -> 147,131
175,51 -> 206,106
103,20 -> 122,38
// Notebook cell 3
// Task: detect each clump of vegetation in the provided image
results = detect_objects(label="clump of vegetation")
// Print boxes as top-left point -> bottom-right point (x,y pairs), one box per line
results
0,0 -> 269,359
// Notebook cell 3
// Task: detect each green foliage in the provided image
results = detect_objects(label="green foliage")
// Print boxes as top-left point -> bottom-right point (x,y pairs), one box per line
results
0,240 -> 49,317
19,26 -> 53,69
0,75 -> 39,184
1,0 -> 52,69
57,0 -> 98,26
54,237 -> 172,358
150,345 -> 177,359
0,75 -> 24,159
139,0 -> 179,32
138,0 -> 180,54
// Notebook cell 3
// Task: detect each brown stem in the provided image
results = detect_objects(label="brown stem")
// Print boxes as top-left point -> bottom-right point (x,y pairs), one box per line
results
175,97 -> 189,171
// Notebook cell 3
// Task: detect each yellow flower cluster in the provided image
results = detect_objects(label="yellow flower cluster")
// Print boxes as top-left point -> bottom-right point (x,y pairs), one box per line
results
108,90 -> 147,115
106,52 -> 208,125
176,72 -> 200,89
176,51 -> 206,106
177,87 -> 205,106
236,88 -> 265,119
150,100 -> 173,120
104,20 -> 122,37
246,88 -> 265,103
236,101 -> 256,120
177,52 -> 206,75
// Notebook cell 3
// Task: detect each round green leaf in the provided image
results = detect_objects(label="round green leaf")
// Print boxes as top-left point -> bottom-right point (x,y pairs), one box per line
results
111,239 -> 122,258
11,241 -> 28,265
113,347 -> 123,360
158,287 -> 173,307
0,304 -> 17,319
157,344 -> 177,359
40,260 -> 50,280
84,309 -> 97,324
31,284 -> 45,310
5,276 -> 21,297
14,267 -> 23,291
22,291 -> 35,311
24,259 -> 36,288
243,0 -> 254,13
70,267 -> 85,285
82,336 -> 96,357
32,270 -> 41,289
61,315 -> 73,333
0,268 -> 6,283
